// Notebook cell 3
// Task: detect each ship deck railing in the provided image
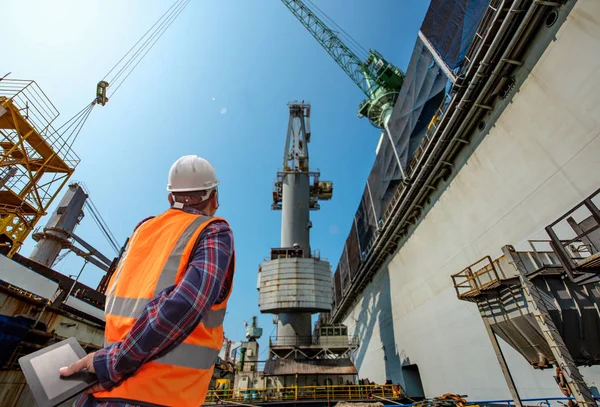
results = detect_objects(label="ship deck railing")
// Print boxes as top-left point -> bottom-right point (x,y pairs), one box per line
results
451,238 -> 582,301
451,256 -> 505,301
205,384 -> 399,403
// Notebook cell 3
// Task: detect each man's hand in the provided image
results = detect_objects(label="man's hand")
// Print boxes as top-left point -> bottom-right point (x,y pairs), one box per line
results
59,352 -> 105,394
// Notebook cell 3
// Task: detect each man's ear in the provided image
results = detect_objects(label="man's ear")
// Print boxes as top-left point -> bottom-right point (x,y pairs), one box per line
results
212,190 -> 219,210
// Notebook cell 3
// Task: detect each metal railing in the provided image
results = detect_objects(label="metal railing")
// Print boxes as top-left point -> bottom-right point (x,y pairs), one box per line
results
545,187 -> 600,274
451,256 -> 502,299
205,384 -> 399,403
269,335 -> 360,347
0,79 -> 80,168
378,397 -> 600,407
0,79 -> 59,134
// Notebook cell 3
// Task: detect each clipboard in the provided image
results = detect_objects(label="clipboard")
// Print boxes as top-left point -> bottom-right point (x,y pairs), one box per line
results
18,337 -> 99,407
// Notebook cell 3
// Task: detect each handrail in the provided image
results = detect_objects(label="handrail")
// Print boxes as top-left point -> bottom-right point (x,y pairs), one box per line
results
206,384 -> 399,403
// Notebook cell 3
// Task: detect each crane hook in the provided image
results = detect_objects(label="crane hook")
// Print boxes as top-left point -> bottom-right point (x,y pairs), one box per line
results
96,81 -> 109,106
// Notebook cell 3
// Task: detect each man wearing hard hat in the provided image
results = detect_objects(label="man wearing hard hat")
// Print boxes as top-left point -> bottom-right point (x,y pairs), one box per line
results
61,155 -> 235,407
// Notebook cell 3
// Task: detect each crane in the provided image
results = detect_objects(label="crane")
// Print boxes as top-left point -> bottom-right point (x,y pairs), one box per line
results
281,0 -> 405,129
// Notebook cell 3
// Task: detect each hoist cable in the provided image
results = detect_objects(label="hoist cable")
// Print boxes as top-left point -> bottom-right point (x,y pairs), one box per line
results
110,0 -> 191,97
76,182 -> 121,254
102,0 -> 184,82
108,0 -> 187,88
308,0 -> 369,59
78,183 -> 120,254
85,202 -> 119,254
85,200 -> 120,254
50,101 -> 95,156
104,0 -> 191,98
85,198 -> 120,252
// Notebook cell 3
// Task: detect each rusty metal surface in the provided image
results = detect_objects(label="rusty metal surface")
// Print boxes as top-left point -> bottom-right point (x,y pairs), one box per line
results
12,253 -> 106,306
263,358 -> 358,376
0,286 -> 104,353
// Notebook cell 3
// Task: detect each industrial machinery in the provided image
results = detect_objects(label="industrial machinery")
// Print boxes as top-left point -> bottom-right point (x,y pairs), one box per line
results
0,2 -> 191,261
256,101 -> 359,388
0,80 -> 80,257
234,316 -> 264,392
281,0 -> 405,130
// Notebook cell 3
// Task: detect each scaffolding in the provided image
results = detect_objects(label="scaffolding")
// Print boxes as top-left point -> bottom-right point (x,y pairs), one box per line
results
0,79 -> 79,257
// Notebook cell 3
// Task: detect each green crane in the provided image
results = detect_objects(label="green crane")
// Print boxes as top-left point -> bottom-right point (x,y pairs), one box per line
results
281,0 -> 405,129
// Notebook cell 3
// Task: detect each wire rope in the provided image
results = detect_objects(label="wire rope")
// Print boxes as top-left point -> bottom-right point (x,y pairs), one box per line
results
105,0 -> 192,97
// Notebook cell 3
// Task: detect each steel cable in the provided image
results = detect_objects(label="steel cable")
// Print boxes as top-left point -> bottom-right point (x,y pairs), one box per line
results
105,0 -> 191,98
108,0 -> 187,89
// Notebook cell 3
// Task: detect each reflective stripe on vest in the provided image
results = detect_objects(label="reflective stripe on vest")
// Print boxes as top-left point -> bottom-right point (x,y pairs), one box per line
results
103,214 -> 225,345
105,341 -> 220,370
107,215 -> 210,298
105,295 -> 227,328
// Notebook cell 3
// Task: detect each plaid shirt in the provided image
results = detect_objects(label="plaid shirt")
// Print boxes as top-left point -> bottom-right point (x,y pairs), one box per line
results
74,207 -> 234,407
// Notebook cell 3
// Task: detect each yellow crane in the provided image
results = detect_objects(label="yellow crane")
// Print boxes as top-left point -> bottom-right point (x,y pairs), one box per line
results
0,0 -> 191,257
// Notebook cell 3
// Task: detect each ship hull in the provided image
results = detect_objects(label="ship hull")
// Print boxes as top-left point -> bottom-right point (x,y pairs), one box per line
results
338,0 -> 600,400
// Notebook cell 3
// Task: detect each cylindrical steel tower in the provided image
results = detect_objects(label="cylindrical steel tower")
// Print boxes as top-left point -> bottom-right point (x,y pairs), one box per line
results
258,101 -> 334,344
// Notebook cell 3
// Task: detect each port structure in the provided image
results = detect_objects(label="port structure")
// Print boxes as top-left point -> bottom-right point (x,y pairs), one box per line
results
0,79 -> 79,257
257,102 -> 358,386
452,188 -> 600,407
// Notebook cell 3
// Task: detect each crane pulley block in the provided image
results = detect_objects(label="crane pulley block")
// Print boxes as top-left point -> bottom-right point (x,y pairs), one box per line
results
96,81 -> 109,106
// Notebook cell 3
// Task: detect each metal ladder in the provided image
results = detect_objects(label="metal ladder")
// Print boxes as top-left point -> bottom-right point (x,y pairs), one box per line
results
502,246 -> 597,407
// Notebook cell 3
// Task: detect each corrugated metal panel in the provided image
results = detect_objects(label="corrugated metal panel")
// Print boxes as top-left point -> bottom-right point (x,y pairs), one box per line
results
258,258 -> 332,312
346,221 -> 361,281
263,358 -> 358,376
339,245 -> 350,294
355,188 -> 376,257
333,270 -> 342,307
420,0 -> 490,69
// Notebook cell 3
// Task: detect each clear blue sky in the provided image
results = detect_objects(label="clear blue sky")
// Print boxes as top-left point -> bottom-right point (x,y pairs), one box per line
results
5,0 -> 429,356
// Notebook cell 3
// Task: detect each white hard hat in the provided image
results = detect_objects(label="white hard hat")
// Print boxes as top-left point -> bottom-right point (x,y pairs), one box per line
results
166,155 -> 220,192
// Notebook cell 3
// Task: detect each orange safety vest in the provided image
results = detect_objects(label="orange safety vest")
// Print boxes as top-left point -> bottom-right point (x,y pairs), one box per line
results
94,209 -> 235,407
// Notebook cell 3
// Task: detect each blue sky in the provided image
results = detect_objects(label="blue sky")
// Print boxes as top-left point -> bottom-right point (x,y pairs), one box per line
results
5,0 -> 429,357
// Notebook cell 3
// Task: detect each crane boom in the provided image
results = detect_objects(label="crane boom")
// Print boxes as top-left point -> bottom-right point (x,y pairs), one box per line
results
281,0 -> 405,129
281,0 -> 374,97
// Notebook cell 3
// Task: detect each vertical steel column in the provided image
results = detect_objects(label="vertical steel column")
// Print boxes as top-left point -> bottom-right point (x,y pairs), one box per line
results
278,103 -> 314,341
478,303 -> 524,407
29,183 -> 87,267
